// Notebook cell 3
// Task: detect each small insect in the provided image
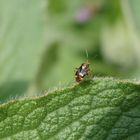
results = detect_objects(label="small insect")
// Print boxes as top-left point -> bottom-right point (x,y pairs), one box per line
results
75,50 -> 90,83
75,62 -> 90,82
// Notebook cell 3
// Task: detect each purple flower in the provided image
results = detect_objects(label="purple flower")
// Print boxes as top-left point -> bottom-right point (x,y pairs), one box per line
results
75,7 -> 92,23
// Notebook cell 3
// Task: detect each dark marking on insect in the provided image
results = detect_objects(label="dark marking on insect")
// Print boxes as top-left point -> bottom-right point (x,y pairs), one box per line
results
75,62 -> 90,82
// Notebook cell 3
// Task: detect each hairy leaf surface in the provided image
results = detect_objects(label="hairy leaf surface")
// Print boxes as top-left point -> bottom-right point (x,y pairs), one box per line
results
0,78 -> 140,140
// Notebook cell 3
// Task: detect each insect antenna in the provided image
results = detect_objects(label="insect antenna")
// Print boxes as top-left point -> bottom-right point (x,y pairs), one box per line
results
85,49 -> 89,63
85,49 -> 98,63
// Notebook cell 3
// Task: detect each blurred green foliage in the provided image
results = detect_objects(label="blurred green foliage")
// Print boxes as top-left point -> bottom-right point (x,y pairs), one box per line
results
0,0 -> 140,103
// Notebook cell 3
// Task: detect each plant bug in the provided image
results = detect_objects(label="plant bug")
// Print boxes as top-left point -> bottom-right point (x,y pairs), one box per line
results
75,50 -> 90,83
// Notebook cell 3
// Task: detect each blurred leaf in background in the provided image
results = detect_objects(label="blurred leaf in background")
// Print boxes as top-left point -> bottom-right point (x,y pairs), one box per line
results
101,0 -> 140,79
0,0 -> 47,102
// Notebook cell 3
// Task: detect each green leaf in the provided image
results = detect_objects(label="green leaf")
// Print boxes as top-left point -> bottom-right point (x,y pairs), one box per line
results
128,0 -> 140,31
0,77 -> 140,140
0,0 -> 46,81
0,0 -> 47,100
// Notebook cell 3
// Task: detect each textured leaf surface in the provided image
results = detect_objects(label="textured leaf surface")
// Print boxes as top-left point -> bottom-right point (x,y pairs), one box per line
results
0,78 -> 140,140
